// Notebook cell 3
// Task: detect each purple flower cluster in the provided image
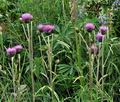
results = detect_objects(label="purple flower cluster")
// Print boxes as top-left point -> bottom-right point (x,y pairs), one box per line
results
96,25 -> 108,42
20,13 -> 55,33
37,24 -> 55,33
6,45 -> 23,57
84,22 -> 108,54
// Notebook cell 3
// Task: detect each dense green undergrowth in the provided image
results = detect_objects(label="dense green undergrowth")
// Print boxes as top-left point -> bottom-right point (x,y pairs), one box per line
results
0,0 -> 120,102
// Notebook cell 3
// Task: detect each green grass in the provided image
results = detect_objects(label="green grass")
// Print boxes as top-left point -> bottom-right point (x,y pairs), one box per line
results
0,0 -> 120,102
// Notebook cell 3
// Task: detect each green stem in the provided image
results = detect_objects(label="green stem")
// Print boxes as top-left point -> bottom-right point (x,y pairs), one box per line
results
101,41 -> 104,102
47,35 -> 55,102
17,54 -> 21,102
96,44 -> 101,86
11,57 -> 16,102
22,24 -> 28,40
88,33 -> 94,102
47,36 -> 52,86
27,22 -> 35,102
0,31 -> 5,69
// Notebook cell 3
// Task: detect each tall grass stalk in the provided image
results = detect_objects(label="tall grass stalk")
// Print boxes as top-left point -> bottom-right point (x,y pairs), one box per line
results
108,8 -> 113,39
71,0 -> 83,84
62,0 -> 66,23
70,0 -> 77,22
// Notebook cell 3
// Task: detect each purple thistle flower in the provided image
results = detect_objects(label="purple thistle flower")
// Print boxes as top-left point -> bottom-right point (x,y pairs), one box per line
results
99,25 -> 108,34
37,24 -> 55,33
96,32 -> 104,42
20,13 -> 33,23
90,44 -> 98,54
6,47 -> 16,57
85,23 -> 95,32
14,45 -> 23,53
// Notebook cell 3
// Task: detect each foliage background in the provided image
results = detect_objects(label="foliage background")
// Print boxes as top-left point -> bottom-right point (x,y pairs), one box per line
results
0,0 -> 120,102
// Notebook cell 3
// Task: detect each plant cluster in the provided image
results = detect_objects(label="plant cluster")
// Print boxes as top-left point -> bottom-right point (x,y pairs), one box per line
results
0,0 -> 120,102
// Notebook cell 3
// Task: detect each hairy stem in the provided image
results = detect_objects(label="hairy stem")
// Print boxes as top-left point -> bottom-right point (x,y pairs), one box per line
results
11,57 -> 16,102
27,22 -> 35,102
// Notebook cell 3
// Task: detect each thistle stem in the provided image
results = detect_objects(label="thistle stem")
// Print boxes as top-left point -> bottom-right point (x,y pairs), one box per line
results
88,33 -> 94,102
47,35 -> 55,102
27,22 -> 35,102
0,31 -> 5,69
101,41 -> 104,102
16,54 -> 21,102
96,44 -> 101,86
11,57 -> 16,102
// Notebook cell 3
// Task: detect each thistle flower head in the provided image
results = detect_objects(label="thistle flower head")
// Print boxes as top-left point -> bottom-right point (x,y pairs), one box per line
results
6,47 -> 16,57
99,25 -> 108,34
20,13 -> 33,23
85,23 -> 95,32
14,45 -> 23,53
37,24 -> 55,33
96,32 -> 104,42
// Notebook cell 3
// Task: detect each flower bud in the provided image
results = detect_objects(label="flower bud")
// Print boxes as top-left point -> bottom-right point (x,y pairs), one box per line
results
20,13 -> 33,23
6,48 -> 16,57
96,32 -> 104,42
85,23 -> 95,32
99,25 -> 108,34
14,45 -> 23,53
37,24 -> 55,33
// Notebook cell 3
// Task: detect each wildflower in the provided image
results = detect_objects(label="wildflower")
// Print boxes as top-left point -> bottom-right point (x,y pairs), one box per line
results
20,13 -> 33,23
90,44 -> 98,54
85,23 -> 95,32
37,24 -> 55,33
96,32 -> 104,42
14,45 -> 23,53
6,48 -> 16,57
99,25 -> 108,34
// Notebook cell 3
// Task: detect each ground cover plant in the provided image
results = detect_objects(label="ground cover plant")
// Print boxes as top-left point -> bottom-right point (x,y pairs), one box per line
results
0,0 -> 120,102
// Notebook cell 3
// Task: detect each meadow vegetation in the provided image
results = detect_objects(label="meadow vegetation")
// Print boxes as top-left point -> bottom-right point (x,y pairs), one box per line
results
0,0 -> 120,102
